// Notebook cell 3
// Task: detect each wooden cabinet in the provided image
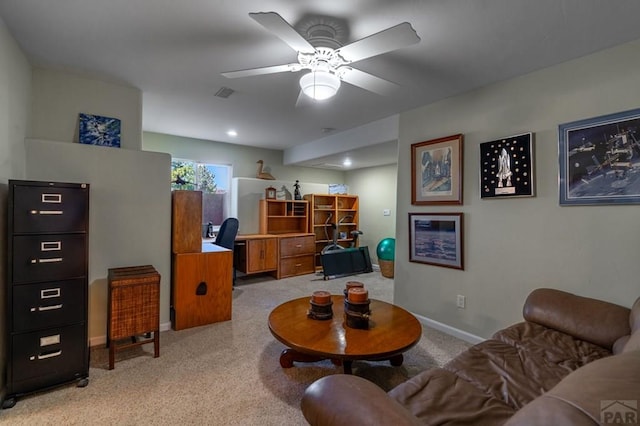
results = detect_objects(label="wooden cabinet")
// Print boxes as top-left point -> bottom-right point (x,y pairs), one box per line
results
4,180 -> 90,409
259,199 -> 309,234
304,194 -> 359,270
172,190 -> 202,253
276,234 -> 315,279
171,190 -> 232,330
234,236 -> 278,274
171,245 -> 232,331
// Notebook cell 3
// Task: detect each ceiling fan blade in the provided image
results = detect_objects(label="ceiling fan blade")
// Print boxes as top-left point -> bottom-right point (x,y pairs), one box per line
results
222,63 -> 299,78
249,12 -> 315,54
339,68 -> 399,96
336,22 -> 420,63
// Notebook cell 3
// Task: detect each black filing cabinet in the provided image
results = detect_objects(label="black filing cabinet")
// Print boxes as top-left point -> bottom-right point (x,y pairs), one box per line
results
3,180 -> 90,409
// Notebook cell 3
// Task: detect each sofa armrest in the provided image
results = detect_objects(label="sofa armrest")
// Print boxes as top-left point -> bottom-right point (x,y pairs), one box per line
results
301,375 -> 421,426
523,288 -> 631,349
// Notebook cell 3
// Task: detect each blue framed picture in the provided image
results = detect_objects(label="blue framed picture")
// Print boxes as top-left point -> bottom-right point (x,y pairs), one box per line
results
559,108 -> 640,205
408,212 -> 463,270
79,113 -> 121,148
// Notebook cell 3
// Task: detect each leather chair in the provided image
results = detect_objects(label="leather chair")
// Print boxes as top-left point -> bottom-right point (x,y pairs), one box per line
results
214,217 -> 239,286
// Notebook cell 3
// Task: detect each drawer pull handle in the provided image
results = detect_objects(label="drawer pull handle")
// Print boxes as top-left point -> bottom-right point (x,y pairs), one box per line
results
32,304 -> 63,312
41,241 -> 61,251
295,263 -> 302,267
41,288 -> 61,299
30,210 -> 64,215
34,350 -> 62,360
42,193 -> 62,203
32,257 -> 64,264
295,244 -> 302,248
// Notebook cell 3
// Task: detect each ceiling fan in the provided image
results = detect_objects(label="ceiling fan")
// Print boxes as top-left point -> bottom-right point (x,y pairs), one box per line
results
222,12 -> 420,102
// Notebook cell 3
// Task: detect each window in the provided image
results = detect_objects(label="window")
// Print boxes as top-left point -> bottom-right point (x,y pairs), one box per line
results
171,159 -> 232,229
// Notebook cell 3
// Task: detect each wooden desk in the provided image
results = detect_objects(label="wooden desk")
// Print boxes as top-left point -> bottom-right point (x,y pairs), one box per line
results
171,243 -> 232,330
234,233 -> 315,279
268,295 -> 422,374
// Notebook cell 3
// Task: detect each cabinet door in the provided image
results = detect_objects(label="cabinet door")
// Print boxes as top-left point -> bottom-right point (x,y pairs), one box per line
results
172,251 -> 232,330
247,239 -> 277,273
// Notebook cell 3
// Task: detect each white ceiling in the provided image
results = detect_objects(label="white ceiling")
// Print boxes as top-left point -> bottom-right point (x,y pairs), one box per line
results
2,0 -> 640,169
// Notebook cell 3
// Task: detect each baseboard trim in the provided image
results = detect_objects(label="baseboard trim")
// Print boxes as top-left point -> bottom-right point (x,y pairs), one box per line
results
89,321 -> 172,347
412,313 -> 485,345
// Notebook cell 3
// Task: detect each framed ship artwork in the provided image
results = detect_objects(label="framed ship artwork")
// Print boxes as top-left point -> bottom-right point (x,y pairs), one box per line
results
479,132 -> 535,199
78,113 -> 121,148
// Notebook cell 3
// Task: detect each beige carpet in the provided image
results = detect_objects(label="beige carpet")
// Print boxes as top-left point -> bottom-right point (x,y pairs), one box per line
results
1,272 -> 470,425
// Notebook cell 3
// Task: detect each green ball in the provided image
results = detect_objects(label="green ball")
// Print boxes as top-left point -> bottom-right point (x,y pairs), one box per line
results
376,238 -> 395,261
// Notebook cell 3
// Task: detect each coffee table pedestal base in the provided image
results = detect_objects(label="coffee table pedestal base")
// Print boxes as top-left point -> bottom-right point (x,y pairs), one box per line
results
279,348 -> 404,374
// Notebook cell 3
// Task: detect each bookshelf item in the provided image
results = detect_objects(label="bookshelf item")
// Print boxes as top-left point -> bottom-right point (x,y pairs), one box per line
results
259,199 -> 309,234
303,194 -> 360,270
4,180 -> 90,409
107,265 -> 160,370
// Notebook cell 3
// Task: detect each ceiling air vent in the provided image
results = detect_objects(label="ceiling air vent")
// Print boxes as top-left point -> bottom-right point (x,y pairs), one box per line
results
215,87 -> 235,98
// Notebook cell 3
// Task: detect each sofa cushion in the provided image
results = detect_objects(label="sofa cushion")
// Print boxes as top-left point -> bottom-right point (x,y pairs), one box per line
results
494,322 -> 610,370
389,367 -> 515,425
443,339 -> 570,410
523,288 -> 631,349
504,350 -> 640,426
613,296 -> 640,354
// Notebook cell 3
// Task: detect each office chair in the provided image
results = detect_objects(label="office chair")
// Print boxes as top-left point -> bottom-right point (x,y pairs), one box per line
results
214,217 -> 239,287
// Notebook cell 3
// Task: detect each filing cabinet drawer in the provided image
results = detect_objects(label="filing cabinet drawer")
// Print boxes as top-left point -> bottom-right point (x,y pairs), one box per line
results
279,254 -> 315,278
11,323 -> 86,383
12,234 -> 87,283
279,235 -> 315,257
12,279 -> 86,333
11,184 -> 89,234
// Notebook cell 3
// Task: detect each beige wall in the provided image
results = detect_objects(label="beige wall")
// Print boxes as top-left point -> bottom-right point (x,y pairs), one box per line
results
26,69 -> 171,345
30,68 -> 142,150
395,39 -> 640,339
0,15 -> 31,399
143,131 -> 345,183
346,164 -> 398,265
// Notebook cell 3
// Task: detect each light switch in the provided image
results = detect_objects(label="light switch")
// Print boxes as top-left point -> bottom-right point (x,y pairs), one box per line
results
383,209 -> 391,216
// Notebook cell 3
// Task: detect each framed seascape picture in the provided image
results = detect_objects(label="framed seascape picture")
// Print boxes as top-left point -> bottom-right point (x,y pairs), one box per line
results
480,132 -> 534,199
79,113 -> 121,148
559,107 -> 640,205
411,134 -> 463,205
408,212 -> 463,270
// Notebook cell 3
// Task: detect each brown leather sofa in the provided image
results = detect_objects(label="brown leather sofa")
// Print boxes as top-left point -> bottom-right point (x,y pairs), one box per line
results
301,288 -> 640,425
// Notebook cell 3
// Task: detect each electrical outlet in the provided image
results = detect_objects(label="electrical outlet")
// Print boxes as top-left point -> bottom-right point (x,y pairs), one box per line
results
456,294 -> 466,309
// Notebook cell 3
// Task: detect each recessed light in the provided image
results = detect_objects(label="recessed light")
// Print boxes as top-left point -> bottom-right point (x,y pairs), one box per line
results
343,159 -> 352,167
227,130 -> 238,137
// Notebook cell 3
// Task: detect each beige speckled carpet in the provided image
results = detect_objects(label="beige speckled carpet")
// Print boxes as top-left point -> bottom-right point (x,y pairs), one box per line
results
0,272 -> 470,425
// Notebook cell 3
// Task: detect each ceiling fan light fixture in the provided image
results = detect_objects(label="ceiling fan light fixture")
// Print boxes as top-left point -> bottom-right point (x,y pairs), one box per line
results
299,70 -> 341,100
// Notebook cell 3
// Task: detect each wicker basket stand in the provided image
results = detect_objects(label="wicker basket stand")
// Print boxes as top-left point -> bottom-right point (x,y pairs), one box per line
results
379,259 -> 394,278
107,265 -> 160,370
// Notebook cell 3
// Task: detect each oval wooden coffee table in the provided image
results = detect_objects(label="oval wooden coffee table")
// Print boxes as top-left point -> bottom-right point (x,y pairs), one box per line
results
268,294 -> 422,374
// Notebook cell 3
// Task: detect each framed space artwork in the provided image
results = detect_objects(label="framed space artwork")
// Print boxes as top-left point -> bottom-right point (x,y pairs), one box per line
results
411,134 -> 463,205
559,107 -> 640,205
78,113 -> 121,148
479,132 -> 534,199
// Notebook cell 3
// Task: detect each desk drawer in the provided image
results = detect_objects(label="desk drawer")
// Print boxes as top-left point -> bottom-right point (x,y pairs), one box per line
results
12,234 -> 86,283
12,279 -> 86,332
12,184 -> 88,234
279,254 -> 315,278
279,235 -> 314,257
11,323 -> 86,383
